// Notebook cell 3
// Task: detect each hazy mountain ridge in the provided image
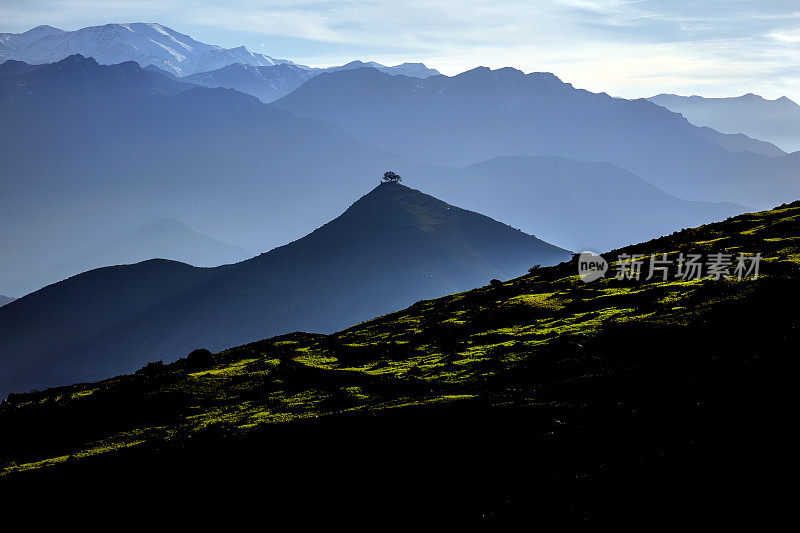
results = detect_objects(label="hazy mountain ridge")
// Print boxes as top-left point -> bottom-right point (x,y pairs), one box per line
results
182,59 -> 440,102
692,125 -> 785,158
0,296 -> 14,307
3,219 -> 252,297
273,66 -> 800,207
322,60 -> 439,78
0,55 -> 748,298
0,54 -> 190,103
0,54 -> 433,296
649,93 -> 800,153
0,183 -> 571,395
426,156 -> 747,252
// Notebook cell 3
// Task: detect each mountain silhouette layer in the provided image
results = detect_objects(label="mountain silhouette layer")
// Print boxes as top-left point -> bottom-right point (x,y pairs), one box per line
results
4,219 -> 251,297
0,55 -> 431,293
0,296 -> 14,307
649,93 -> 800,153
182,60 -> 440,103
0,182 -> 571,395
322,60 -> 439,78
424,156 -> 746,252
273,66 -> 800,207
0,55 -> 747,296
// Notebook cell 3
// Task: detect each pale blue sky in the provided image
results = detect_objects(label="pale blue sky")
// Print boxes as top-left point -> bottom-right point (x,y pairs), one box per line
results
2,1 -> 799,100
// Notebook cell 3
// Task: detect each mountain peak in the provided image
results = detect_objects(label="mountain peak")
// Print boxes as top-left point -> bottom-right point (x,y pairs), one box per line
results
741,92 -> 763,101
325,60 -> 440,78
24,25 -> 65,35
527,71 -> 562,82
336,182 -> 459,230
456,66 -> 525,77
57,53 -> 96,65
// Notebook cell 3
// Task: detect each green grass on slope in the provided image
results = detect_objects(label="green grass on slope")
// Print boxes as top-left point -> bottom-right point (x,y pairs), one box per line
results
2,201 -> 799,479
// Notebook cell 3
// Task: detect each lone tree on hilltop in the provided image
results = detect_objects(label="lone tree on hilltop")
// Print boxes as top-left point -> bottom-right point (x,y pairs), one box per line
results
382,171 -> 402,183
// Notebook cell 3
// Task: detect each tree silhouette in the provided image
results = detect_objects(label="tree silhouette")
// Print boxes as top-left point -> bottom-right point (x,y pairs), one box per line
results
382,171 -> 402,183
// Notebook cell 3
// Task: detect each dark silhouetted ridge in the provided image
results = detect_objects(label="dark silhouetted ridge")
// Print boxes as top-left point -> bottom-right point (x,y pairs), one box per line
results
0,183 -> 570,395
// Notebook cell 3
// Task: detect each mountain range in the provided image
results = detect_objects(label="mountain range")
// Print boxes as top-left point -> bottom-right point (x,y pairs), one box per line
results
0,23 -> 293,76
182,60 -> 440,103
0,55 -> 427,294
322,60 -> 439,78
273,66 -> 800,207
0,55 -> 748,297
0,296 -> 14,307
649,93 -> 800,153
0,182 -> 571,395
425,156 -> 744,252
0,23 -> 440,84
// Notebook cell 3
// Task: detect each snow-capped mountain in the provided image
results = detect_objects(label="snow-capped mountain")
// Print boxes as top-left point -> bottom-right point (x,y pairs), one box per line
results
0,23 -> 294,76
183,63 -> 317,102
0,25 -> 65,51
1,23 -> 442,81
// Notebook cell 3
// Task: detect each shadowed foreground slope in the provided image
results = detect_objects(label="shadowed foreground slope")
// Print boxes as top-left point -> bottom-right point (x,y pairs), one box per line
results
2,202 -> 799,524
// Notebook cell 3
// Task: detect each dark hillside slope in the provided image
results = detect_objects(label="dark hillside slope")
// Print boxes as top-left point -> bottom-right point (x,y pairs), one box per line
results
2,201 -> 799,523
0,183 -> 569,395
0,260 -> 215,395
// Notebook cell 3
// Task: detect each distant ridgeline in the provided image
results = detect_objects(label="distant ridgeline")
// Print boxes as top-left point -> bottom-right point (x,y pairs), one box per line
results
272,65 -> 800,208
648,93 -> 800,153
